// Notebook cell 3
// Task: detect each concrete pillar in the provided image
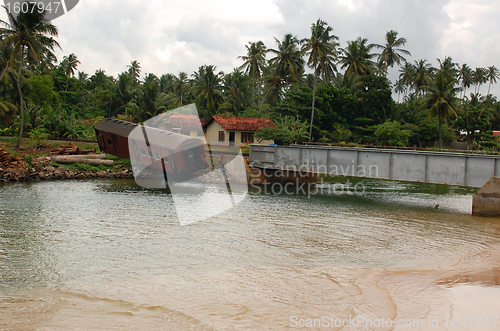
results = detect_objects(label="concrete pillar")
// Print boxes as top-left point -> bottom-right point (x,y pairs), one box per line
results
472,177 -> 500,217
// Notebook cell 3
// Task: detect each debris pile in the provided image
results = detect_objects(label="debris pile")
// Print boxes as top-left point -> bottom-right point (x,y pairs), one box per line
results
0,143 -> 132,182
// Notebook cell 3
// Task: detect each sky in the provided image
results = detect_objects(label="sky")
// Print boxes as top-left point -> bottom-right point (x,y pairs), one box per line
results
2,0 -> 500,95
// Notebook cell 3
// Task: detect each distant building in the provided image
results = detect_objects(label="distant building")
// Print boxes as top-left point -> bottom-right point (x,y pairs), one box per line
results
203,116 -> 277,147
494,131 -> 500,142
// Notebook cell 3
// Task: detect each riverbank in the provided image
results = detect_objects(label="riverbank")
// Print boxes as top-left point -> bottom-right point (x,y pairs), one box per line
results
0,138 -> 133,182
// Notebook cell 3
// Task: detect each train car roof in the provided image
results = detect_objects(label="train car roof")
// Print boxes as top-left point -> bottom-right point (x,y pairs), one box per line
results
95,118 -> 204,150
94,118 -> 139,137
139,127 -> 203,151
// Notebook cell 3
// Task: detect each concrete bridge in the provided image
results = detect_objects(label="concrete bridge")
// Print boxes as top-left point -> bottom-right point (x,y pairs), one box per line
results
249,145 -> 500,217
249,145 -> 500,188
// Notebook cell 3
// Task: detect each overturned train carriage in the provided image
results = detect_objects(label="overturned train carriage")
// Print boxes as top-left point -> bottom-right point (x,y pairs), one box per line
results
94,118 -> 208,176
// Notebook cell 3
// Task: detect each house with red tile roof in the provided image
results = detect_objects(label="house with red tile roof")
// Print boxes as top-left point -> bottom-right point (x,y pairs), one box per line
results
203,116 -> 277,147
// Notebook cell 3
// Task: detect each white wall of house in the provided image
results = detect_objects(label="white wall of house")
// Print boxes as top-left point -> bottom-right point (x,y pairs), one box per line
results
204,121 -> 274,147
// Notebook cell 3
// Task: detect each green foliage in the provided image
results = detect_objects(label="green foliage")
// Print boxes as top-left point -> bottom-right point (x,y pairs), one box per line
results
254,115 -> 309,145
374,120 -> 411,146
29,128 -> 49,140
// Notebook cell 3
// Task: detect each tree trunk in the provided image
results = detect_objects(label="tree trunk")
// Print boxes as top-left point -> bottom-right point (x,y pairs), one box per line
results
308,67 -> 318,143
0,65 -> 9,83
438,120 -> 443,150
15,47 -> 25,150
259,83 -> 275,113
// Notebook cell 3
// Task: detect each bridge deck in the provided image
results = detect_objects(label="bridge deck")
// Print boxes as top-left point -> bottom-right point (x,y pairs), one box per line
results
249,145 -> 500,188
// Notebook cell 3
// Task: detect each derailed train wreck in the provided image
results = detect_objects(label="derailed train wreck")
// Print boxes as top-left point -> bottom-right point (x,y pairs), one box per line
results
94,118 -> 209,183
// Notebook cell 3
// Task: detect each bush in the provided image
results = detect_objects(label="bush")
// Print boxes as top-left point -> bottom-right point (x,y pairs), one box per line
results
374,120 -> 411,147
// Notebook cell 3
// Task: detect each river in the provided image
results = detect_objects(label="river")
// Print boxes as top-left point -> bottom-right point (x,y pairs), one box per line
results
1,178 -> 500,330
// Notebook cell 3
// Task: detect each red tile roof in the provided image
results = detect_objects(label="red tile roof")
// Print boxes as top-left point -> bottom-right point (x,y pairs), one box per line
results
205,116 -> 277,131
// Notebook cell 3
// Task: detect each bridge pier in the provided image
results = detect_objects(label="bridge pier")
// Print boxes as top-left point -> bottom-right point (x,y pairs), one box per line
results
472,177 -> 500,217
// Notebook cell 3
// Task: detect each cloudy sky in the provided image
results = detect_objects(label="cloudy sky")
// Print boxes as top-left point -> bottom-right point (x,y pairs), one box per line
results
2,0 -> 500,94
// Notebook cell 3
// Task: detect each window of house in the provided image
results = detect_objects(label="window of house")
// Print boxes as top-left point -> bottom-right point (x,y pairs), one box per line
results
148,150 -> 153,158
197,131 -> 204,136
180,130 -> 190,136
241,132 -> 254,143
140,148 -> 146,156
107,139 -> 113,146
162,156 -> 169,163
218,131 -> 225,142
155,153 -> 161,160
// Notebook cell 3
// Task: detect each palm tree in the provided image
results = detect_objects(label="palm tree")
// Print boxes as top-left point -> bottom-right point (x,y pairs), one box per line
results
398,62 -> 415,95
239,41 -> 268,107
191,65 -> 224,117
127,60 -> 141,82
78,71 -> 89,83
412,59 -> 433,95
458,64 -> 473,99
437,56 -> 457,83
61,53 -> 80,77
423,72 -> 459,149
374,30 -> 411,75
473,67 -> 487,94
301,19 -> 339,142
239,41 -> 268,82
486,65 -> 499,96
339,37 -> 377,77
1,2 -> 60,148
137,73 -> 169,120
221,69 -> 252,115
268,34 -> 304,87
175,71 -> 188,105
394,78 -> 406,103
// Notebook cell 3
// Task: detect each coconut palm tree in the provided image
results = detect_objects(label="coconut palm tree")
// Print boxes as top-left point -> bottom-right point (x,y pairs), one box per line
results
486,65 -> 499,96
61,53 -> 80,77
1,2 -> 60,148
78,71 -> 89,84
473,67 -> 487,94
175,71 -> 188,105
398,62 -> 415,96
239,41 -> 268,108
394,78 -> 406,103
458,64 -> 473,99
437,56 -> 457,83
268,34 -> 304,87
191,65 -> 224,117
374,30 -> 411,75
239,41 -> 268,82
423,72 -> 460,149
339,37 -> 377,77
301,19 -> 339,142
127,60 -> 141,82
412,59 -> 433,95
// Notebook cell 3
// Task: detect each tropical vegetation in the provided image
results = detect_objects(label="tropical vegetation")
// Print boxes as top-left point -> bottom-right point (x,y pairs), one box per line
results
0,4 -> 499,152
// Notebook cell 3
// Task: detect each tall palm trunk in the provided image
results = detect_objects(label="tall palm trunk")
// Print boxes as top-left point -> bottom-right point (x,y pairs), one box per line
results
15,47 -> 25,149
438,120 -> 443,150
308,66 -> 318,143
